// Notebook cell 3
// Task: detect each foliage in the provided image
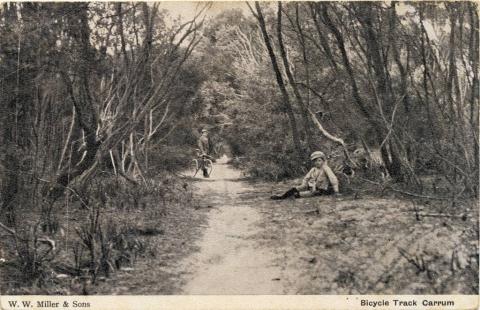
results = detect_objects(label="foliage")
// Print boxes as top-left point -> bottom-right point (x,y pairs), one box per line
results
196,2 -> 478,198
0,0 -> 478,295
0,2 -> 204,293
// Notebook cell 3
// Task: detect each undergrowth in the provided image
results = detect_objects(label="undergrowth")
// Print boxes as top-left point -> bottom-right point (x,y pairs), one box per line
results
0,172 -> 194,294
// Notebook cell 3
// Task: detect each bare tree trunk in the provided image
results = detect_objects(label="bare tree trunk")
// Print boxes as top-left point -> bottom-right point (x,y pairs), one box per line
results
116,3 -> 130,69
57,106 -> 76,172
447,5 -> 459,185
319,3 -> 395,176
253,2 -> 304,159
1,148 -> 18,225
1,3 -> 32,224
320,5 -> 375,129
49,4 -> 99,203
418,6 -> 439,152
389,2 -> 416,165
309,3 -> 339,72
468,3 -> 479,196
277,3 -> 314,152
355,4 -> 407,181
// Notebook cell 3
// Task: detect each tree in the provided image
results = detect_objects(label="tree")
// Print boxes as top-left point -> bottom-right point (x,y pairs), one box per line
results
251,2 -> 304,160
0,2 -> 207,230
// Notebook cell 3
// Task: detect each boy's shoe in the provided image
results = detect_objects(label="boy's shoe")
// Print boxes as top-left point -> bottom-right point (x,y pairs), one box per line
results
270,195 -> 283,200
270,188 -> 300,200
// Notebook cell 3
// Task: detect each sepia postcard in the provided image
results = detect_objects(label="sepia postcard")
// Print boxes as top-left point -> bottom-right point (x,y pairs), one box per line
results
0,1 -> 478,309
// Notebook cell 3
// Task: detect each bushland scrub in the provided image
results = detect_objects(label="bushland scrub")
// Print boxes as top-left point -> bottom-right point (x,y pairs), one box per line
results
0,2 -> 209,294
194,2 -> 478,294
0,2 -> 478,296
0,169 -> 208,294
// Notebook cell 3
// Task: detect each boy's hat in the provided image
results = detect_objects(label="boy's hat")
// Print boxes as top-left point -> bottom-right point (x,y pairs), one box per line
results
201,128 -> 208,133
310,151 -> 326,161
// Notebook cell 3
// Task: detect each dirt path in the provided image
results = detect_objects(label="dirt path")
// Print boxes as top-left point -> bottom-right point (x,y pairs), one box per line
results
180,157 -> 288,294
177,158 -> 478,295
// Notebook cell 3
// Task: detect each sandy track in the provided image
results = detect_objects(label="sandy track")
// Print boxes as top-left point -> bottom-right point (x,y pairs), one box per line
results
180,159 -> 286,294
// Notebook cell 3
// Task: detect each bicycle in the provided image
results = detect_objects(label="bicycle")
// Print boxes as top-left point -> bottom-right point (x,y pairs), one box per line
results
191,149 -> 213,177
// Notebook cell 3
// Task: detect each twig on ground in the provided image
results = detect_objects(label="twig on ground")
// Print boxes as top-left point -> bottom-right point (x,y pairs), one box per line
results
419,213 -> 467,219
358,176 -> 464,200
193,205 -> 218,210
296,208 -> 320,215
401,209 -> 468,220
398,247 -> 426,273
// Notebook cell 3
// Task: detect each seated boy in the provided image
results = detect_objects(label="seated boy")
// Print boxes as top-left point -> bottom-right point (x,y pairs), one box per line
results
270,151 -> 340,200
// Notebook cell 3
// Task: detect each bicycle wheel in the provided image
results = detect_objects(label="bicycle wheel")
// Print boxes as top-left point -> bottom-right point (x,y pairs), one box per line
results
191,159 -> 199,177
204,159 -> 213,176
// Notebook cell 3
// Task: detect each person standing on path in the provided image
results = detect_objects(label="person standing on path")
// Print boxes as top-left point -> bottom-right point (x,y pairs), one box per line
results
198,128 -> 211,177
270,151 -> 340,199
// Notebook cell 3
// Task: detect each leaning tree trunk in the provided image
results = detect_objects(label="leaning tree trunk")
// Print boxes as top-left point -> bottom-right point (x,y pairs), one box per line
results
277,3 -> 315,153
319,4 -> 382,140
48,4 -> 99,203
254,2 -> 304,160
468,3 -> 479,196
356,4 -> 409,182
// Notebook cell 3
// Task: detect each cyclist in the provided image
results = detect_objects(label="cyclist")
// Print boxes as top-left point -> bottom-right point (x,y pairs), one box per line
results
270,151 -> 340,199
197,128 -> 211,177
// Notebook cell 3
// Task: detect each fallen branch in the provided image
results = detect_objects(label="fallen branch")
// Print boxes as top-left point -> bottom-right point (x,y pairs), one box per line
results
0,222 -> 57,251
386,186 -> 461,201
357,176 -> 462,200
410,212 -> 467,219
398,247 -> 426,272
